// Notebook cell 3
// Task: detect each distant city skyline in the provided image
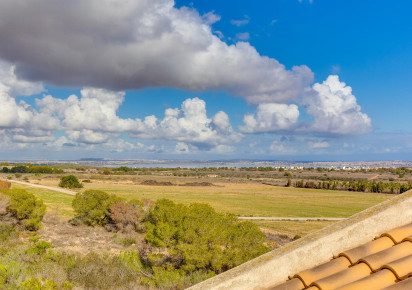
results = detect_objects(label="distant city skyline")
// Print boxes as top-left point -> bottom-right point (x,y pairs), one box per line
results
0,0 -> 411,160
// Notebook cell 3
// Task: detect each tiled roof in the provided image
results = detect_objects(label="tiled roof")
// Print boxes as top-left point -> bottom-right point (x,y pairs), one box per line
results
270,222 -> 412,290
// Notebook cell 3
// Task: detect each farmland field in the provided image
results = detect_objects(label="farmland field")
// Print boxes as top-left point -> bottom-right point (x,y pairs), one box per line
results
15,177 -> 391,218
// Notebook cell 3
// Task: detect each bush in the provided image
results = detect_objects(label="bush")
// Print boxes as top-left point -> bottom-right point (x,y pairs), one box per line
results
67,252 -> 135,288
26,241 -> 52,255
0,224 -> 17,241
4,188 -> 46,231
19,277 -> 73,290
144,199 -> 268,281
59,175 -> 83,189
72,190 -> 122,226
0,181 -> 11,190
120,237 -> 136,246
110,201 -> 142,232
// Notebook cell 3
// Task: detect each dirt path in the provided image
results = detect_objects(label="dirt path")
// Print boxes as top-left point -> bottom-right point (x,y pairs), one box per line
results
368,174 -> 380,181
238,217 -> 346,221
1,179 -> 77,195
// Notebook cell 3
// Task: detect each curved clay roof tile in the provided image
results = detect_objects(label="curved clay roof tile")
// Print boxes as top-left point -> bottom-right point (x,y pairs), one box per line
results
268,277 -> 304,290
382,277 -> 412,289
309,263 -> 371,290
378,222 -> 412,244
291,256 -> 351,287
380,254 -> 412,280
356,241 -> 412,272
335,269 -> 397,290
337,236 -> 395,265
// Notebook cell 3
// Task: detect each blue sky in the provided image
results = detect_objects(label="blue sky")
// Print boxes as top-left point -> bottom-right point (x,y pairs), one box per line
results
0,0 -> 410,161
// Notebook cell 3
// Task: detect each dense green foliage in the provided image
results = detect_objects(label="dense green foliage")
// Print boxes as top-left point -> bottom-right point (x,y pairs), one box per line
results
143,199 -> 268,286
1,165 -> 63,174
72,190 -> 121,226
59,175 -> 83,189
293,179 -> 412,193
71,193 -> 269,288
1,188 -> 46,230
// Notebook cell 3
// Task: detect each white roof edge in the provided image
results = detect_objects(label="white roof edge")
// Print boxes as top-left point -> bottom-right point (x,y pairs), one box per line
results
189,190 -> 412,290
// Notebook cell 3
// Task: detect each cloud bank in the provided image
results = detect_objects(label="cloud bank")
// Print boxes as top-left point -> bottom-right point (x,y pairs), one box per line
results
0,0 -> 312,104
0,0 -> 374,157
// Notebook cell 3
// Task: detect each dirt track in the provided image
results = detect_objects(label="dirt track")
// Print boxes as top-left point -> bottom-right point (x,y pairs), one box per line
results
238,217 -> 346,221
0,179 -> 77,195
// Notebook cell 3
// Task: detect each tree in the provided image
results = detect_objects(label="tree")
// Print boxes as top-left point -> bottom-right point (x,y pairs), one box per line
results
144,199 -> 268,281
3,188 -> 46,230
72,190 -> 122,226
59,175 -> 83,189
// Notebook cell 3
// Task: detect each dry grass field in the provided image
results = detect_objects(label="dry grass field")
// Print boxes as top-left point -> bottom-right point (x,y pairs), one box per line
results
4,170 -> 396,243
21,177 -> 391,218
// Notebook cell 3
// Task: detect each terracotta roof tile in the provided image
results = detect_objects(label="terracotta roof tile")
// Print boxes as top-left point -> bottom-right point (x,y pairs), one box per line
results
271,222 -> 412,290
357,241 -> 412,271
291,257 -> 351,287
382,277 -> 412,289
335,269 -> 397,290
381,254 -> 412,280
337,236 -> 394,264
401,235 -> 412,243
310,263 -> 371,289
378,222 -> 412,244
269,277 -> 304,290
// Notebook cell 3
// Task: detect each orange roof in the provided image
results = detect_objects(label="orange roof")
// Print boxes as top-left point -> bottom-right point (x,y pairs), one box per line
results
270,222 -> 412,290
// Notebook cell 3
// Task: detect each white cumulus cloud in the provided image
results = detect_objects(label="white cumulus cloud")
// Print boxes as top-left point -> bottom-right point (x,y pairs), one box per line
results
0,61 -> 44,97
131,97 -> 242,147
36,88 -> 140,133
301,75 -> 372,135
240,103 -> 299,133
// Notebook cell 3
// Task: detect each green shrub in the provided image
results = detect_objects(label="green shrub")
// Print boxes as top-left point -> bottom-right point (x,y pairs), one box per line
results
58,175 -> 83,189
19,277 -> 73,290
0,224 -> 17,241
120,237 -> 136,246
5,188 -> 46,231
144,199 -> 268,279
72,190 -> 122,226
26,241 -> 52,255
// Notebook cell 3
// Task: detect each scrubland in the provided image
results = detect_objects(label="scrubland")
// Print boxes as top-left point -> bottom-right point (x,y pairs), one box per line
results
0,164 -> 410,289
